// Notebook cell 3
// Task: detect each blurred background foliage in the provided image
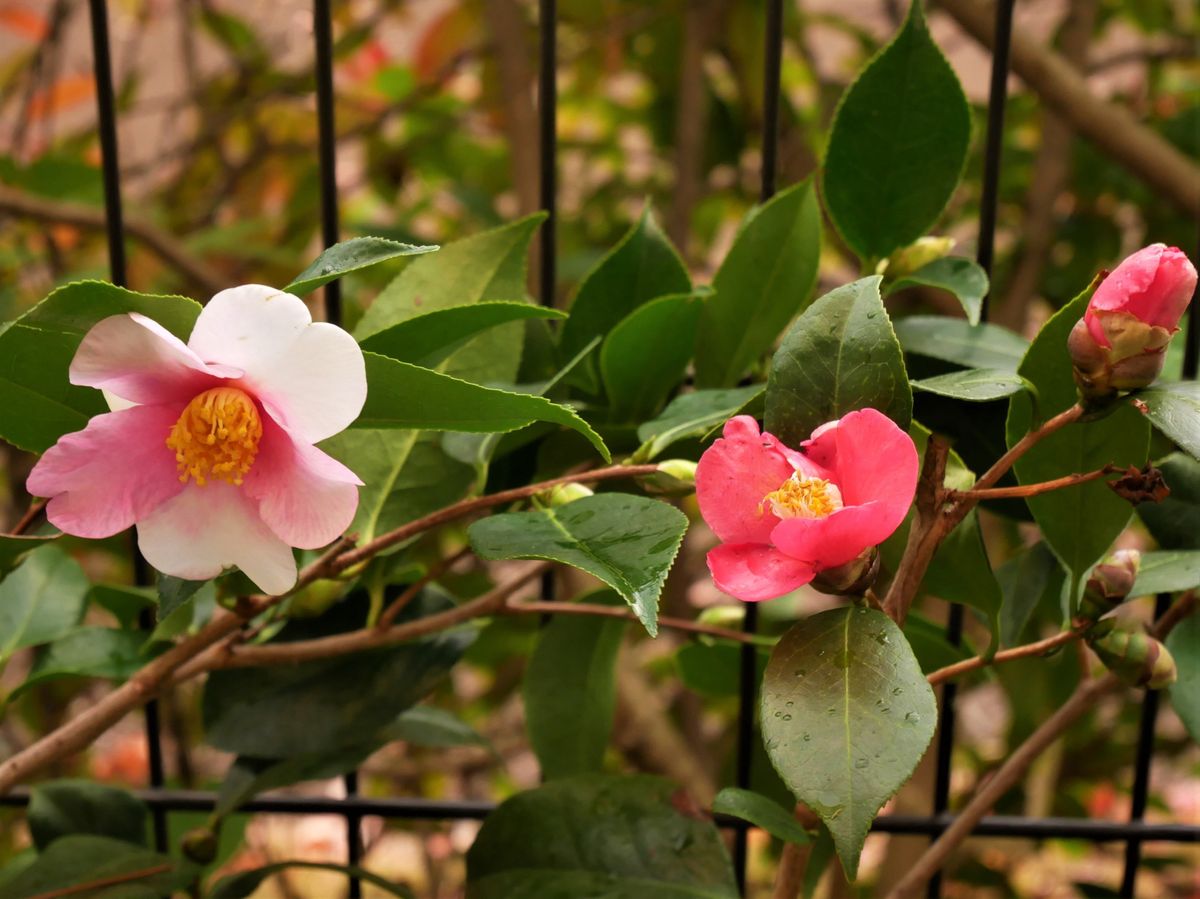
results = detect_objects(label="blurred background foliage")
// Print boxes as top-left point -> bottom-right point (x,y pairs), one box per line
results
0,0 -> 1197,896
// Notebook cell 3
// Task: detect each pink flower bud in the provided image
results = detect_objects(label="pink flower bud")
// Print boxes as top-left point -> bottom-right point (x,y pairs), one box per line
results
1069,244 -> 1197,399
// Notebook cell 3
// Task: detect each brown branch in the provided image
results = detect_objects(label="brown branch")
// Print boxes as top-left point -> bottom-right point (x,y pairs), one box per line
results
7,499 -> 47,536
500,599 -> 760,645
886,596 -> 1195,898
949,465 -> 1115,501
937,0 -> 1200,217
26,863 -> 173,899
376,546 -> 471,629
925,629 -> 1082,686
0,184 -> 223,296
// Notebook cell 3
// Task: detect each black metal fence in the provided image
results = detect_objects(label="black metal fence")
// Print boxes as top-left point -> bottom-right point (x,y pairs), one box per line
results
2,1 -> 1197,896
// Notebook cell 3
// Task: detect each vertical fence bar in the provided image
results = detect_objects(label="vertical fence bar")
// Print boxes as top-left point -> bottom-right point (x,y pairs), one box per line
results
927,1 -> 1015,895
312,2 -> 360,893
733,1 -> 785,891
85,0 -> 169,854
537,0 -> 557,614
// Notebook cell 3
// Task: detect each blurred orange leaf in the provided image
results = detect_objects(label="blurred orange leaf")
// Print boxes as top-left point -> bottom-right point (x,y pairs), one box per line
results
414,6 -> 480,82
0,5 -> 48,40
28,73 -> 96,120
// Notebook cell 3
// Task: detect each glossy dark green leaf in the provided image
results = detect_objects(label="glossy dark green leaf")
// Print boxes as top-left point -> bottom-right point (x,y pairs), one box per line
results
0,545 -> 88,664
635,386 -> 765,460
202,626 -> 471,758
14,628 -> 158,698
712,788 -> 811,845
284,237 -> 438,296
893,316 -> 1028,372
911,368 -> 1027,402
1131,550 -> 1200,596
156,574 -> 206,622
901,612 -> 970,673
760,607 -> 936,878
88,585 -> 156,630
0,280 -> 201,452
695,180 -> 822,387
467,494 -> 688,637
675,642 -> 768,698
0,534 -> 57,580
360,302 -> 564,369
997,543 -> 1061,647
601,292 -> 704,422
386,706 -> 489,749
1139,452 -> 1200,549
0,835 -> 191,898
924,510 -> 1002,647
355,353 -> 609,461
821,1 -> 970,261
1006,290 -> 1150,608
524,592 -> 625,779
322,429 -> 476,545
1135,382 -> 1200,460
1165,613 -> 1200,742
209,861 -> 414,899
764,276 -> 911,447
28,780 -> 148,850
558,207 -> 691,364
466,774 -> 738,898
886,257 -> 988,325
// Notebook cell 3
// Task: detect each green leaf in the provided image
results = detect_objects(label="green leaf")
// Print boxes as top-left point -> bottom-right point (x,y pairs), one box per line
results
893,316 -> 1028,372
13,628 -> 159,699
635,386 -> 765,460
821,1 -> 970,261
601,292 -> 704,422
0,280 -> 202,452
466,774 -> 738,898
676,642 -> 768,698
911,368 -> 1027,402
1131,550 -> 1200,596
901,612 -> 970,673
558,207 -> 691,365
695,180 -> 822,387
885,257 -> 988,325
802,826 -> 837,899
1136,382 -> 1200,460
202,625 -> 470,759
760,607 -> 937,878
355,353 -> 609,461
209,861 -> 415,899
1006,290 -> 1150,609
322,429 -> 475,546
386,706 -> 489,749
156,574 -> 205,622
997,543 -> 1061,647
88,585 -> 156,630
712,788 -> 811,845
1139,453 -> 1200,549
0,545 -> 88,665
1165,613 -> 1200,743
284,237 -> 438,296
28,780 -> 148,850
467,494 -> 688,637
360,302 -> 565,369
524,591 -> 625,779
0,534 -> 58,580
924,509 -> 1002,646
764,276 -> 911,447
0,835 -> 192,899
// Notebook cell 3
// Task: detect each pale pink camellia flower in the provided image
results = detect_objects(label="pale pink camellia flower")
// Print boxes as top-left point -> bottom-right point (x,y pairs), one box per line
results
26,285 -> 367,595
695,410 -> 918,602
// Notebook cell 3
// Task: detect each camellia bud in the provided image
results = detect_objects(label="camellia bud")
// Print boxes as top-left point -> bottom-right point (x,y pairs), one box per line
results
1069,244 -> 1197,400
640,459 -> 699,495
875,236 -> 956,279
810,546 -> 880,597
539,482 -> 594,507
1086,620 -> 1177,689
181,826 -> 219,864
1077,549 -> 1141,623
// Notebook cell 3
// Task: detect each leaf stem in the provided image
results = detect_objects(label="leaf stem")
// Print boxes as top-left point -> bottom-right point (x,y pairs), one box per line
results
948,464 -> 1116,501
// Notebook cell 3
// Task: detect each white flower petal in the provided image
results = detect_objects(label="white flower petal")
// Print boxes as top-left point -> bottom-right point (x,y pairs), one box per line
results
188,284 -> 366,442
136,482 -> 297,595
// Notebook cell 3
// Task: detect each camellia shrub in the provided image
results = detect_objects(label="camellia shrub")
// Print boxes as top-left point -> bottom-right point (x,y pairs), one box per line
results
0,2 -> 1196,896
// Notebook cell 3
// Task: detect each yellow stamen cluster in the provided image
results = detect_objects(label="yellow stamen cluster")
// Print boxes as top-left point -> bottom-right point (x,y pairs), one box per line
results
166,387 -> 262,486
762,474 -> 844,520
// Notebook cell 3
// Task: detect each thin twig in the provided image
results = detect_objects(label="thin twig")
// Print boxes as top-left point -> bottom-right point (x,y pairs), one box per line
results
925,629 -> 1083,686
501,599 -> 761,645
7,498 -> 47,536
26,863 -> 173,899
950,465 -> 1115,501
377,546 -> 471,629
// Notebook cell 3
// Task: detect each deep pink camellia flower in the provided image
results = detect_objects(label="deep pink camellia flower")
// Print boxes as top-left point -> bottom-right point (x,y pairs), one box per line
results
1069,244 -> 1197,397
695,410 -> 918,602
27,285 -> 367,595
